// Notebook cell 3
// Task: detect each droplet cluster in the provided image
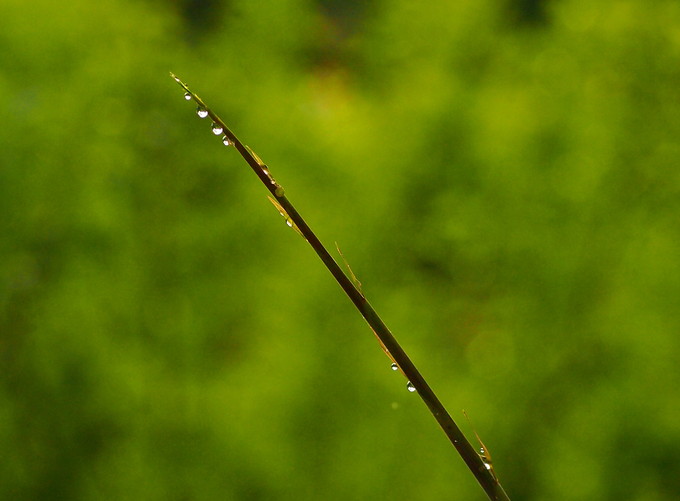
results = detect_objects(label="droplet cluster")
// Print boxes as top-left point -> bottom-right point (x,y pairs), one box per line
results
185,99 -> 232,147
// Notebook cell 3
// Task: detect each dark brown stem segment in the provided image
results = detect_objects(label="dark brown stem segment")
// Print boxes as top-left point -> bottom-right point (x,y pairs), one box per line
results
170,73 -> 511,501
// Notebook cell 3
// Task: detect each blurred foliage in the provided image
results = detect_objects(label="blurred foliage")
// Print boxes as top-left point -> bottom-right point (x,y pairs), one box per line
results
1,0 -> 680,499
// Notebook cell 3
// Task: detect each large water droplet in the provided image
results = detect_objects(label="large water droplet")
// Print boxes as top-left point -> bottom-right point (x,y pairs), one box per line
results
196,107 -> 209,118
222,135 -> 231,146
183,92 -> 192,101
390,363 -> 399,371
406,381 -> 416,392
211,123 -> 223,135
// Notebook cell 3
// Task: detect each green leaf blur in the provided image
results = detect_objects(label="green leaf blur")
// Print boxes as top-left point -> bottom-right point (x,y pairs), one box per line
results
2,0 -> 679,499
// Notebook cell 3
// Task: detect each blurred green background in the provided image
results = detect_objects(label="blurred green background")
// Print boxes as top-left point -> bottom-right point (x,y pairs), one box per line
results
2,0 -> 680,499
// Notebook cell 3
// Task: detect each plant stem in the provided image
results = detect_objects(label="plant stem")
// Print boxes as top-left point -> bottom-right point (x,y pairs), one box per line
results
170,73 -> 511,501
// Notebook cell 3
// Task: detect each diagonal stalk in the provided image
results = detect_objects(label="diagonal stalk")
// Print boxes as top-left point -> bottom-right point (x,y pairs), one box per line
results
170,73 -> 511,501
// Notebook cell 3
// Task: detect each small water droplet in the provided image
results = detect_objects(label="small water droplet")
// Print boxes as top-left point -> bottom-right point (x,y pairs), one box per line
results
211,123 -> 223,135
183,92 -> 192,101
196,107 -> 209,118
222,136 -> 231,146
286,220 -> 293,228
483,462 -> 492,471
406,381 -> 416,392
390,363 -> 399,371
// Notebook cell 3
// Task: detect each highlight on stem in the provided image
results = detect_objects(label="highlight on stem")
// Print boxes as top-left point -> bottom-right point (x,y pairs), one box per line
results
169,72 -> 511,501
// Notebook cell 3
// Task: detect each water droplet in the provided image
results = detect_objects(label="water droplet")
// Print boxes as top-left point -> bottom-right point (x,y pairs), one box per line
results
211,123 -> 223,135
390,363 -> 399,371
274,186 -> 285,197
196,107 -> 209,118
183,92 -> 192,101
406,381 -> 416,392
285,220 -> 293,228
483,461 -> 492,470
222,136 -> 231,146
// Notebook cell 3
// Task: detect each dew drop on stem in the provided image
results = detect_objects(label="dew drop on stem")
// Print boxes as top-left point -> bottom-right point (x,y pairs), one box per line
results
184,92 -> 192,101
390,363 -> 399,371
211,123 -> 223,135
196,107 -> 209,118
222,135 -> 231,146
406,381 -> 416,392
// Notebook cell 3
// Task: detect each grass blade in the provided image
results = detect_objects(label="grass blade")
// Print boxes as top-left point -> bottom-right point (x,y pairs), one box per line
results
170,72 -> 511,501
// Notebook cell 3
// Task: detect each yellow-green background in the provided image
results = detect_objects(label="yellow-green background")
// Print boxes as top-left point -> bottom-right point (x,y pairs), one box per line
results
2,0 -> 679,499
